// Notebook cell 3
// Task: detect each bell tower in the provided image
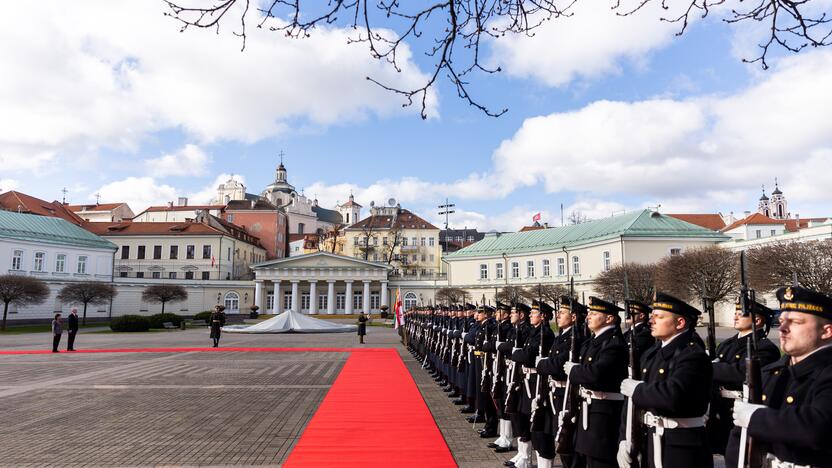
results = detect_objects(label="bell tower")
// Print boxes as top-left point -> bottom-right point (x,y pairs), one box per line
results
757,185 -> 770,217
770,178 -> 788,220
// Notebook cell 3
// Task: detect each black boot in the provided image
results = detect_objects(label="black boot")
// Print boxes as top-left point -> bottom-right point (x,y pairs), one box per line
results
459,406 -> 475,414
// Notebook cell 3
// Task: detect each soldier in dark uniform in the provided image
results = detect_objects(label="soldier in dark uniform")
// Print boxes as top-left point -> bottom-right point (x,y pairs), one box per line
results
537,295 -> 587,468
475,305 -> 499,436
357,312 -> 368,344
210,305 -> 226,348
729,286 -> 832,468
502,302 -> 531,463
561,296 -> 628,468
486,302 -> 516,451
509,301 -> 556,468
623,300 -> 654,367
462,303 -> 482,416
707,298 -> 780,456
618,292 -> 713,468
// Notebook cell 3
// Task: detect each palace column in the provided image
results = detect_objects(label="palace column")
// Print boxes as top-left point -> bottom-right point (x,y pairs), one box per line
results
274,282 -> 283,313
327,280 -> 336,314
309,281 -> 318,314
363,280 -> 371,314
345,281 -> 354,315
254,280 -> 264,309
380,281 -> 389,309
291,280 -> 300,313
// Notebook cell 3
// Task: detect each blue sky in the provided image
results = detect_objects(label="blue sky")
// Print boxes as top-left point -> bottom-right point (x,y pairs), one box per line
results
2,1 -> 831,231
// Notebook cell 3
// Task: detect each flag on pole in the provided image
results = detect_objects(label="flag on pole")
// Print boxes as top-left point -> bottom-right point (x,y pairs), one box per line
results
394,287 -> 404,329
532,212 -> 541,222
211,255 -> 216,267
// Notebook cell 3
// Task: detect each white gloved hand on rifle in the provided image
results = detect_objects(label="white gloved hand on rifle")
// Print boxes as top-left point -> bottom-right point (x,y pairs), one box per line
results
733,400 -> 765,428
620,378 -> 643,398
616,440 -> 632,468
563,361 -> 578,376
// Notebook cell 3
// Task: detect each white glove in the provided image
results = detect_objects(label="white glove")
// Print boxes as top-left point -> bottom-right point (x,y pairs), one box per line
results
563,361 -> 578,376
733,401 -> 765,428
617,440 -> 632,468
557,410 -> 567,428
620,378 -> 643,397
535,356 -> 543,366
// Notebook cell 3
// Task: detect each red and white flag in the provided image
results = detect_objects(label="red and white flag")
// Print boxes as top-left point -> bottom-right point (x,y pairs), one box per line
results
532,212 -> 541,222
211,255 -> 216,267
394,287 -> 404,329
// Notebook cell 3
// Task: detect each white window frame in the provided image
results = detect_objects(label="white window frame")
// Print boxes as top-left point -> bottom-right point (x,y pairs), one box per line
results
557,257 -> 565,276
301,293 -> 311,310
526,260 -> 535,278
404,292 -> 418,311
77,255 -> 88,274
283,293 -> 293,311
572,256 -> 580,276
429,237 -> 435,246
353,293 -> 363,310
318,294 -> 328,311
421,237 -> 426,246
602,251 -> 611,272
669,247 -> 682,256
11,249 -> 24,271
480,264 -> 488,280
224,292 -> 239,312
336,293 -> 346,311
542,259 -> 550,277
370,293 -> 380,310
495,263 -> 504,279
55,253 -> 66,273
511,261 -> 519,279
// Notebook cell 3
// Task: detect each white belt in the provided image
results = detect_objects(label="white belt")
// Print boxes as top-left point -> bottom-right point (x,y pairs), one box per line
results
550,379 -> 567,389
643,411 -> 706,468
578,387 -> 625,430
767,454 -> 811,468
522,367 -> 537,375
719,388 -> 743,400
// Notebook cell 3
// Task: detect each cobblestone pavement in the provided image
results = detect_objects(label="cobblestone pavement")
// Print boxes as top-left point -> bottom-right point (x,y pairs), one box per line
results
0,323 -> 728,467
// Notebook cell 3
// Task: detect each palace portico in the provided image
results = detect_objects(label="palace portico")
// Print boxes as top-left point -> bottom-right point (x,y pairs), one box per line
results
251,252 -> 392,314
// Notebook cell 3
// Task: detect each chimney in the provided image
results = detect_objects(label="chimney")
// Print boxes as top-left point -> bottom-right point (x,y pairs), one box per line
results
743,211 -> 751,218
177,197 -> 188,207
167,201 -> 174,208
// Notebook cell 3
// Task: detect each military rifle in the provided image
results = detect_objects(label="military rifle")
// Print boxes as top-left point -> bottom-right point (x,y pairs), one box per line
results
738,251 -> 764,468
480,317 -> 493,392
529,302 -> 548,432
555,277 -> 578,454
623,271 -> 643,467
492,315 -> 504,395
504,316 -> 522,413
702,278 -> 717,358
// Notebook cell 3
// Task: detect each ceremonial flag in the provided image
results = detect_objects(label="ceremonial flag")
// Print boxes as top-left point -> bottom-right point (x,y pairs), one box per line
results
211,255 -> 215,267
532,212 -> 541,222
394,287 -> 404,329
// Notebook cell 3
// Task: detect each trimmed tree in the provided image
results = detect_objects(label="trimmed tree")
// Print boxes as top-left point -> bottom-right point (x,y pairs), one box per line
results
435,287 -> 470,305
495,286 -> 526,306
57,282 -> 118,325
747,240 -> 832,296
521,283 -> 568,305
594,262 -> 657,304
0,275 -> 50,330
141,284 -> 188,319
655,246 -> 739,305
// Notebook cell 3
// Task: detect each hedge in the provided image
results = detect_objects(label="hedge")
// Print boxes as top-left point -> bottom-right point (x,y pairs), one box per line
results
110,315 -> 150,332
194,311 -> 213,322
148,313 -> 183,329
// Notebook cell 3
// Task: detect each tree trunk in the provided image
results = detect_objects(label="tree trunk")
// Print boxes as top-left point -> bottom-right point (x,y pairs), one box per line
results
1,301 -> 8,331
82,302 -> 88,326
161,301 -> 166,319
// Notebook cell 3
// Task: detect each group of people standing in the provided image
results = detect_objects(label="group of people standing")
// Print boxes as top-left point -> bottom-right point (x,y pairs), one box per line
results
50,308 -> 79,352
404,284 -> 832,468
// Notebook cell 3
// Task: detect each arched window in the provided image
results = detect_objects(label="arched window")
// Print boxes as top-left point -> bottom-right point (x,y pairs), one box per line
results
404,292 -> 418,311
224,292 -> 240,313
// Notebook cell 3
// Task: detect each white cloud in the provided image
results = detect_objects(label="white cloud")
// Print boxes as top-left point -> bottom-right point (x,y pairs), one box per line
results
145,144 -> 210,177
0,179 -> 20,192
94,177 -> 178,215
0,149 -> 55,171
489,0 -> 684,87
0,1 -> 435,166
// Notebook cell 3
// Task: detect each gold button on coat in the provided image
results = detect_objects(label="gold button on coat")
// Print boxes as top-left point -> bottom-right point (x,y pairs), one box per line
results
787,396 -> 795,404
659,368 -> 665,374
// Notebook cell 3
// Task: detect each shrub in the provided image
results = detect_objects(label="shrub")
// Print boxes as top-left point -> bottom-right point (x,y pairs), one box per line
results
148,313 -> 183,329
110,315 -> 150,332
194,311 -> 213,322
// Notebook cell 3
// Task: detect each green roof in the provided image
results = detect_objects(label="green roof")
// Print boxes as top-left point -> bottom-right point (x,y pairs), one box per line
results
0,211 -> 117,250
446,209 -> 729,259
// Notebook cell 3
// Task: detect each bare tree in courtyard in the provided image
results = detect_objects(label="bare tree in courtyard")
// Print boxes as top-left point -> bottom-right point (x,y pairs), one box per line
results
522,283 -> 568,305
0,275 -> 50,331
57,282 -> 118,325
496,285 -> 526,305
747,240 -> 832,296
435,287 -> 470,305
141,284 -> 188,318
655,246 -> 739,305
594,262 -> 657,304
162,0 -> 831,117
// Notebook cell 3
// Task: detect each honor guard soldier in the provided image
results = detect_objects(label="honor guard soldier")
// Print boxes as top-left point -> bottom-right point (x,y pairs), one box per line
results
562,296 -> 628,468
729,286 -> 832,468
537,295 -> 588,468
475,305 -> 499,436
707,298 -> 780,456
623,300 -> 655,367
502,303 -> 532,463
462,303 -> 481,416
618,292 -> 713,468
485,301 -> 516,452
508,301 -> 556,468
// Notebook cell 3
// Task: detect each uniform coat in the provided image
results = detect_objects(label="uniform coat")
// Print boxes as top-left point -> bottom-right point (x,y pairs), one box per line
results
623,321 -> 654,369
357,314 -> 367,336
210,311 -> 226,339
512,323 -> 556,457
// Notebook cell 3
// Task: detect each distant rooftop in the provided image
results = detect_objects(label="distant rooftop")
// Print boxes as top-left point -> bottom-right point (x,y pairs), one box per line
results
0,210 -> 116,250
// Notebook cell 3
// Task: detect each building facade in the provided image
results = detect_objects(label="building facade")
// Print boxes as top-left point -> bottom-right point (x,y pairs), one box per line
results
223,199 -> 288,260
67,202 -> 134,222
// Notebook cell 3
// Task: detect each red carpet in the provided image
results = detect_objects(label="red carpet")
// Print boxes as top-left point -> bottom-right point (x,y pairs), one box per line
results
283,349 -> 456,468
0,347 -> 390,355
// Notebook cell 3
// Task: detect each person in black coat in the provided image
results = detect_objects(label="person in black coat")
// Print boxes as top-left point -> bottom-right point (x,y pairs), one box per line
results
618,292 -> 713,468
462,305 -> 481,415
485,302 -> 515,451
563,297 -> 628,468
357,312 -> 368,344
210,305 -> 227,348
707,298 -> 780,456
51,313 -> 63,353
623,300 -> 654,367
500,303 -> 530,463
474,305 -> 499,437
67,307 -> 79,351
729,286 -> 832,468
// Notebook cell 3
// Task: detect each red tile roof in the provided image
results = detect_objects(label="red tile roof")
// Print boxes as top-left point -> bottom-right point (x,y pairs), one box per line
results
67,203 -> 128,212
86,221 -> 225,236
0,191 -> 85,225
667,214 -> 726,231
784,217 -> 832,232
347,209 -> 438,230
519,225 -> 546,232
721,212 -> 786,232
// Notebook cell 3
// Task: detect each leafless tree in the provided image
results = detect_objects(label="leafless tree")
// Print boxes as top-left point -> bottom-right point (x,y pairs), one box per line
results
141,284 -> 188,317
655,246 -> 739,305
162,0 -> 830,118
594,262 -> 657,304
746,240 -> 832,296
522,283 -> 568,305
435,287 -> 470,305
319,224 -> 345,254
568,210 -> 589,225
0,275 -> 50,330
57,282 -> 118,325
496,285 -> 526,305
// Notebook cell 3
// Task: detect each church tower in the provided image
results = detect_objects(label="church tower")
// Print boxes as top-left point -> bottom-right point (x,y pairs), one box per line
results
757,185 -> 771,217
770,179 -> 788,220
337,193 -> 362,226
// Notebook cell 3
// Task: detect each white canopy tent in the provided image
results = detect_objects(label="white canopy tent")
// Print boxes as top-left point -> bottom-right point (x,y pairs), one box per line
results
222,310 -> 357,334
